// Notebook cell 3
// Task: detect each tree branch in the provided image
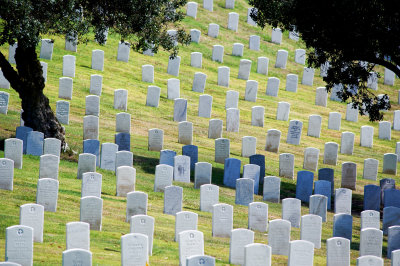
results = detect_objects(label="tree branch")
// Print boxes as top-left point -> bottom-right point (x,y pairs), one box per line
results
0,50 -> 21,94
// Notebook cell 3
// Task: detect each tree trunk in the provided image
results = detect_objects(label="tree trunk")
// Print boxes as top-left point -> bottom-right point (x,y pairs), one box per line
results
0,45 -> 66,149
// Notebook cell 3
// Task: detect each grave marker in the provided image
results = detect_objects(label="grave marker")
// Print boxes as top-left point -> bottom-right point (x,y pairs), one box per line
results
81,172 -> 102,198
248,202 -> 268,232
288,240 -> 314,266
91,50 -> 104,71
154,164 -> 173,192
100,143 -> 118,171
164,185 -> 183,215
242,137 -> 257,158
148,129 -> 163,151
265,77 -> 280,97
116,166 -> 136,197
286,120 -> 303,145
282,198 -> 301,228
19,203 -> 44,243
174,155 -> 191,183
117,41 -> 130,62
167,78 -> 180,100
249,35 -> 260,50
4,138 -> 23,169
39,154 -> 59,180
200,184 -> 219,212
335,188 -> 352,214
303,147 -> 319,171
66,222 -> 90,250
268,219 -> 291,255
257,57 -> 269,75
5,225 -> 33,266
229,229 -> 254,265
309,194 -> 327,222
263,176 -> 280,203
198,94 -> 212,118
279,153 -> 294,179
142,65 -> 154,83
36,178 -> 59,212
212,203 -> 233,237
232,43 -> 244,56
126,191 -> 148,221
333,214 -> 353,241
324,142 -> 339,166
326,237 -> 350,266
238,59 -> 252,80
194,162 -> 212,189
208,119 -> 223,139
360,210 -> 380,230
130,215 -> 154,255
235,178 -> 254,206
223,158 -> 241,188
26,131 -> 44,156
121,233 -> 148,265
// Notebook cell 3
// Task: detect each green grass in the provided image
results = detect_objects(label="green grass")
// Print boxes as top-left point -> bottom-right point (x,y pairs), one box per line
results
0,0 -> 399,264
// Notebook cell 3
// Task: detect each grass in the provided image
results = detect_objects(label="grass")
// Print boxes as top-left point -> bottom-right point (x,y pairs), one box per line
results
0,0 -> 399,265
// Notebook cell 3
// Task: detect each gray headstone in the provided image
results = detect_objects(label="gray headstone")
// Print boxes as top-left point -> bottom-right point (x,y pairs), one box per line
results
39,154 -> 59,180
218,66 -> 230,87
62,249 -> 92,266
192,72 -> 207,93
198,94 -> 212,118
58,77 -> 73,100
324,142 -> 339,166
91,50 -> 104,71
282,198 -> 301,228
360,210 -> 380,230
194,162 -> 212,189
279,153 -> 294,179
367,72 -> 378,90
8,42 -> 17,64
303,147 -> 319,171
268,219 -> 291,255
328,112 -> 341,130
121,233 -> 148,265
384,68 -> 395,86
175,211 -> 198,241
335,188 -> 352,214
235,178 -> 254,206
225,0 -> 235,8
43,138 -> 61,157
359,228 -> 382,257
263,176 -> 280,203
363,158 -> 379,181
130,215 -> 154,255
0,91 -> 9,114
146,85 -> 161,108
225,90 -> 239,109
66,222 -> 90,250
5,225 -> 33,266
164,185 -> 183,215
215,137 -> 230,162
187,255 -> 215,266
212,45 -> 224,63
154,164 -> 173,192
4,139 -> 22,169
315,87 -> 328,107
227,12 -> 239,32
148,129 -> 163,151
208,119 -> 223,139
85,95 -> 100,117
39,39 -> 53,60
89,74 -> 102,96
187,2 -> 198,18
203,0 -> 213,11
397,142 -> 400,162
245,80 -> 258,102
200,184 -> 219,212
286,120 -> 303,145
114,89 -> 128,111
116,112 -> 131,133
271,28 -> 282,44
247,7 -> 257,26
100,143 -> 118,171
275,50 -> 288,69
307,115 -> 322,138
286,74 -> 298,92
340,132 -> 355,155
117,41 -> 130,62
378,121 -> 391,140
116,166 -> 136,197
294,49 -> 306,65
309,194 -> 327,222
126,191 -> 147,221
232,43 -> 244,56
265,129 -> 281,153
207,23 -> 219,38
276,101 -> 290,121
238,59 -> 252,80
174,98 -> 187,122
346,103 -> 359,122
142,65 -> 154,83
229,229 -> 254,265
301,68 -> 315,86
167,56 -> 181,76
356,256 -> 383,266
83,115 -> 99,140
81,172 -> 102,198
174,155 -> 191,183
212,203 -> 233,237
36,178 -> 59,212
383,153 -> 398,175
65,33 -> 77,52
19,203 -> 44,243
251,106 -> 264,127
341,162 -> 357,190
242,136 -> 257,158
190,52 -> 202,68
394,110 -> 400,131
0,69 -> 10,89
333,213 -> 353,241
80,196 -> 102,231
178,122 -> 193,145
62,55 -> 76,77
288,240 -> 314,266
327,237 -> 350,266
360,126 -> 374,148
190,29 -> 201,43
249,35 -> 260,51
226,108 -> 239,132
266,77 -> 280,97
248,202 -> 268,232
179,230 -> 204,266
257,57 -> 269,75
244,243 -> 271,266
40,61 -> 48,83
77,153 -> 96,180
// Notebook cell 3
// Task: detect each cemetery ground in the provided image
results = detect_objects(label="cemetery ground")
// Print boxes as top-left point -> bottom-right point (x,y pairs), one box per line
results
0,0 -> 399,264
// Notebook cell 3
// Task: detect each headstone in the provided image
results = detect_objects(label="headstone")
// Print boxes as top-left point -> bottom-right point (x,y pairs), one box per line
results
275,102 -> 291,122
83,115 -> 99,140
346,103 -> 359,122
164,185 -> 183,215
19,203 -> 44,243
194,162 -> 212,189
248,202 -> 268,232
268,219 -> 291,255
159,150 -> 176,167
315,87 -> 328,107
388,226 -> 400,259
360,126 -> 374,148
148,129 -> 163,151
295,49 -> 306,65
4,138 -> 23,169
340,132 -> 355,155
335,188 -> 352,214
200,184 -> 219,212
225,0 -> 235,8
286,120 -> 303,145
167,78 -> 180,100
301,67 -> 315,86
307,115 -> 322,138
381,178 -> 396,204
66,222 -> 90,250
364,185 -> 381,211
226,108 -> 240,132
81,172 -> 102,198
77,153 -> 96,179
43,138 -> 61,157
251,106 -> 264,128
130,215 -> 154,255
117,41 -> 130,62
207,23 -> 219,38
223,158 -> 240,188
296,171 -> 314,203
356,256 -> 383,266
271,28 -> 282,44
266,77 -> 280,97
0,69 -> 10,89
16,126 -> 33,154
190,29 -> 201,43
383,153 -> 398,175
39,154 -> 59,180
187,255 -> 215,266
116,166 -> 136,197
394,110 -> 400,131
174,98 -> 187,122
341,162 -> 357,190
383,207 -> 400,235
36,178 -> 59,212
247,7 -> 257,26
203,0 -> 213,11
257,57 -> 269,75
62,249 -> 92,266
174,155 -> 191,183
225,90 -> 239,109
232,43 -> 244,56
40,61 -> 48,82
379,121 -> 391,140
217,66 -> 230,87
90,74 -> 102,96
212,203 -> 233,237
324,142 -> 339,166
0,91 -> 9,114
115,113 -> 131,134
286,74 -> 298,92
235,178 -> 254,206
238,59 -> 252,80
384,68 -> 395,86
5,225 -> 33,266
8,42 -> 17,64
282,198 -> 301,228
121,233 -> 148,265
328,112 -> 341,130
245,80 -> 258,102
182,145 -> 198,170
227,12 -> 239,32
242,136 -> 257,158
384,189 -> 400,208
249,35 -> 260,51
215,138 -> 230,163
208,119 -> 223,139
318,168 -> 335,194
326,237 -> 350,266
265,129 -> 281,153
279,153 -> 294,179
39,39 -> 53,59
191,52 -> 202,68
100,143 -> 118,171
187,2 -> 198,18
179,230 -> 204,266
263,176 -> 280,203
309,194 -> 327,222
303,148 -> 320,174
363,158 -> 378,181
83,139 -> 100,166
288,240 -> 314,266
275,50 -> 288,69
58,77 -> 73,100
178,122 -> 193,145
154,164 -> 173,192
26,131 -> 44,156
80,196 -> 102,231
198,94 -> 212,118
397,142 -> 400,162
167,29 -> 178,46
367,72 -> 378,90
142,65 -> 154,83
167,56 -> 181,76
62,55 -> 76,77
393,250 -> 400,265
85,95 -> 100,117
115,151 -> 133,170
126,191 -> 147,221
192,72 -> 207,93
333,213 -> 353,241
146,85 -> 161,108
229,229 -> 254,265
315,180 -> 332,210
360,210 -> 380,230
244,243 -> 271,266
114,89 -> 128,111
91,50 -> 104,71
175,211 -> 198,241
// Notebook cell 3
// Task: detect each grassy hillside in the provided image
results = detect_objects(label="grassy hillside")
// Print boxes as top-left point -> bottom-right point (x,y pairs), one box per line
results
0,0 -> 399,264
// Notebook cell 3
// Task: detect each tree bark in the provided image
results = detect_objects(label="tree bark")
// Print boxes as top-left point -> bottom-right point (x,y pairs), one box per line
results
0,46 -> 66,149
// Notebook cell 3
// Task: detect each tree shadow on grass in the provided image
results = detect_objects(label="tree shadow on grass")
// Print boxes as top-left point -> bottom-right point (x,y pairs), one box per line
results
133,154 -> 160,175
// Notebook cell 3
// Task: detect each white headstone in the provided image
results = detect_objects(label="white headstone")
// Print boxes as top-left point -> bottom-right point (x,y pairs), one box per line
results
146,86 -> 161,108
229,229 -> 254,265
232,43 -> 244,56
114,89 -> 128,111
295,49 -> 306,65
58,77 -> 73,100
301,67 -> 315,86
323,142 -> 339,166
307,115 -> 322,138
200,184 -> 219,212
251,106 -> 264,127
154,164 -> 173,192
194,162 -> 212,189
4,139 -> 23,169
5,225 -> 33,266
116,166 -> 136,197
212,45 -> 224,63
66,222 -> 90,250
77,153 -> 96,180
62,55 -> 76,78
179,230 -> 204,266
117,41 -> 130,62
268,219 -> 291,255
81,172 -> 102,198
300,214 -> 322,249
80,196 -> 103,231
212,203 -> 233,237
20,203 -> 44,243
167,56 -> 181,76
346,103 -> 359,122
148,129 -> 163,151
257,57 -> 269,75
265,129 -> 281,153
90,74 -> 102,96
208,23 -> 219,38
238,59 -> 252,80
126,191 -> 148,221
91,50 -> 104,71
226,108 -> 240,132
315,87 -> 328,107
39,154 -> 59,180
248,202 -> 268,232
187,2 -> 198,18
275,50 -> 288,68
83,115 -> 99,140
271,28 -> 282,44
288,240 -> 314,266
328,112 -> 341,130
340,132 -> 355,155
190,52 -> 202,68
192,72 -> 207,93
363,158 -> 378,181
360,126 -> 374,148
227,12 -> 239,32
121,233 -> 148,266
218,66 -> 230,87
142,65 -> 154,83
208,119 -> 223,139
249,35 -> 260,51
286,74 -> 298,92
303,147 -> 319,171
242,136 -> 257,158
175,211 -> 198,241
36,178 -> 59,212
178,122 -> 193,145
266,77 -> 280,97
198,94 -> 212,118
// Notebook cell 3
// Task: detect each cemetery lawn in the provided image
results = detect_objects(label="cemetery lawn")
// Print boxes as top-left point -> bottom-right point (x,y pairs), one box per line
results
0,0 -> 399,264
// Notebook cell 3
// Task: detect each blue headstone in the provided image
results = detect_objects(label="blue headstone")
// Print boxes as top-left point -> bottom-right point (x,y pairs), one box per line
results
295,170 -> 314,203
235,178 -> 254,206
182,145 -> 198,171
16,126 -> 33,154
314,180 -> 332,210
380,178 -> 396,203
223,158 -> 241,188
115,132 -> 130,151
383,206 -> 400,235
333,213 -> 353,241
83,139 -> 100,166
318,168 -> 334,195
25,131 -> 44,156
159,150 -> 176,167
364,184 -> 381,211
384,189 -> 400,208
249,154 -> 265,194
